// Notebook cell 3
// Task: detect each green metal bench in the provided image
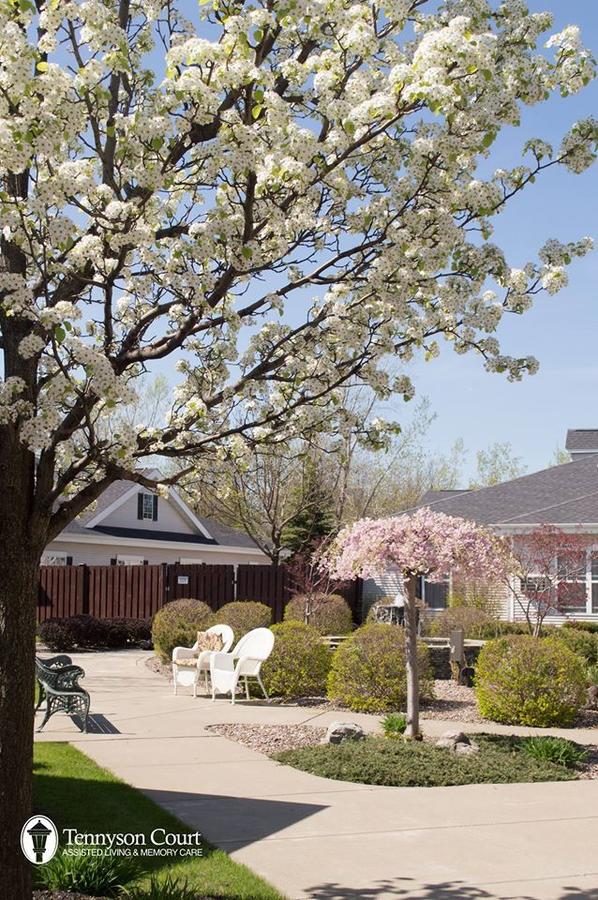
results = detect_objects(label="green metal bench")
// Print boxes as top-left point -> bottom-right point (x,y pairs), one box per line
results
35,656 -> 90,733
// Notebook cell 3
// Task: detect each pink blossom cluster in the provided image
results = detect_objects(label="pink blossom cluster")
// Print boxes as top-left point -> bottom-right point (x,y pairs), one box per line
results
324,507 -> 509,582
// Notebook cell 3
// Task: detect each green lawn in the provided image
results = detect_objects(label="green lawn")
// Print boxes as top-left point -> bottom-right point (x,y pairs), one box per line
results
34,742 -> 283,899
274,734 -> 584,788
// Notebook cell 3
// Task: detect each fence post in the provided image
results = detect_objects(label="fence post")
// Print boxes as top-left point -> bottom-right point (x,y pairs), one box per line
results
82,565 -> 90,615
162,563 -> 170,608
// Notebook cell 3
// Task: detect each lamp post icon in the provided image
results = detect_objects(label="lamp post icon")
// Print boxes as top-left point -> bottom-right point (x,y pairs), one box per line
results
27,819 -> 52,863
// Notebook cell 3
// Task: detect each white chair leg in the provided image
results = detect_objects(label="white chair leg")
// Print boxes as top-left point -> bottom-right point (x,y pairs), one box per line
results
244,677 -> 250,700
256,672 -> 269,700
172,666 -> 177,695
204,671 -> 209,692
193,678 -> 197,699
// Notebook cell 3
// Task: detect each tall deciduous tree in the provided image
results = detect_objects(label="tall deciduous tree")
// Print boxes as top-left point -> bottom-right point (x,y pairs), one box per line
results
0,2 -> 595,894
324,509 -> 509,737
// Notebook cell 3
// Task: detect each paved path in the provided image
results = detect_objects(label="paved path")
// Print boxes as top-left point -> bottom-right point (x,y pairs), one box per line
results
35,650 -> 598,899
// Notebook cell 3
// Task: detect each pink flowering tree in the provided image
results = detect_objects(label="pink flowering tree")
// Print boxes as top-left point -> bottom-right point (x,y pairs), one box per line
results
324,508 -> 508,737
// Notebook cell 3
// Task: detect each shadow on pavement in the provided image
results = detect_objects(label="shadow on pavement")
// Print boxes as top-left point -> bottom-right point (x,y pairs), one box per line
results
142,787 -> 326,847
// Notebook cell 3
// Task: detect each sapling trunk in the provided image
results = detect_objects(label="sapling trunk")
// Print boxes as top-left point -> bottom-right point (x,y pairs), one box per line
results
404,573 -> 421,740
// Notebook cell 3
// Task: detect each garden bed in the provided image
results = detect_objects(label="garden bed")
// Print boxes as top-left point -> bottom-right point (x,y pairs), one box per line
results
207,723 -> 327,754
273,734 -> 598,787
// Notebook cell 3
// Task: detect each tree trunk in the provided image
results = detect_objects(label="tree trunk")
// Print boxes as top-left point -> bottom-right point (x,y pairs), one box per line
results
404,574 -> 421,740
0,451 -> 42,899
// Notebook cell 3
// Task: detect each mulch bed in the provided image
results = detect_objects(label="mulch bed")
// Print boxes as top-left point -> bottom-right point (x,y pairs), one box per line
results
34,893 -> 107,900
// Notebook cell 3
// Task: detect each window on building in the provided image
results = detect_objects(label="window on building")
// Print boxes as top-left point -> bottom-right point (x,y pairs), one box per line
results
41,551 -> 69,566
138,492 -> 157,521
557,553 -> 587,613
116,555 -> 145,566
592,553 -> 598,614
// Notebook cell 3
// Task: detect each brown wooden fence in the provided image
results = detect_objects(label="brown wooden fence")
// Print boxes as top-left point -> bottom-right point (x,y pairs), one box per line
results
38,562 -> 362,624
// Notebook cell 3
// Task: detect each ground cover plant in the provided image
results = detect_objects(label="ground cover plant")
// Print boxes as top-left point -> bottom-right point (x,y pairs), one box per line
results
39,615 -> 151,652
33,742 -> 281,899
274,734 -> 583,788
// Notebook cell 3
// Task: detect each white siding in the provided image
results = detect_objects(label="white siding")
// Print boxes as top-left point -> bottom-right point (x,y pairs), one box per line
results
45,539 -> 268,567
103,491 -> 195,533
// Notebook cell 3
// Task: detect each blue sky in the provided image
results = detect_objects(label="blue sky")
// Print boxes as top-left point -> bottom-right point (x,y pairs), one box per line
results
405,0 -> 598,477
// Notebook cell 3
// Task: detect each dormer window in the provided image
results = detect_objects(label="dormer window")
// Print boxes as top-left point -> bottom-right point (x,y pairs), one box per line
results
138,492 -> 158,521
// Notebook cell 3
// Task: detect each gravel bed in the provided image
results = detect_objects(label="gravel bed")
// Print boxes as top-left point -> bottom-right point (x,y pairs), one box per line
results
207,723 -> 326,754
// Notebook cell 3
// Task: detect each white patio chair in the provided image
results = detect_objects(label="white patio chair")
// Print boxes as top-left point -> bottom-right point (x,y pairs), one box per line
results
172,624 -> 234,697
209,627 -> 274,704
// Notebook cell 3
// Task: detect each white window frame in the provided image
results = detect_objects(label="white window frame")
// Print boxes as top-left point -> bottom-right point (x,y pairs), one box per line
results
555,548 -> 595,616
141,493 -> 155,520
41,551 -> 68,566
116,555 -> 145,566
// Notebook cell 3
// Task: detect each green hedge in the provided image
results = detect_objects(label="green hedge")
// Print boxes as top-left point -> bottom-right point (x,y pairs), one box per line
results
475,635 -> 587,727
327,623 -> 433,713
261,621 -> 331,698
151,599 -> 212,663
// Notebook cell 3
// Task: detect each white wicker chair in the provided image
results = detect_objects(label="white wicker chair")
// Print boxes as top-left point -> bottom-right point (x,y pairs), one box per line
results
172,624 -> 234,697
209,627 -> 274,704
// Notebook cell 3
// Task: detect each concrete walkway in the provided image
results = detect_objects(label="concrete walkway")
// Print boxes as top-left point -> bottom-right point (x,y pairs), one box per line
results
35,650 -> 598,900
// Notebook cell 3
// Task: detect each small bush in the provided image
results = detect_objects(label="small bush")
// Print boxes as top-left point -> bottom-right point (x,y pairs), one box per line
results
34,850 -> 139,896
327,623 -> 433,714
587,664 -> 598,686
381,713 -> 407,738
151,599 -> 212,662
428,606 -> 502,640
68,614 -> 110,648
475,635 -> 588,727
104,617 -> 151,647
554,626 -> 598,666
261,621 -> 331,698
522,736 -> 588,769
563,620 -> 598,635
39,618 -> 77,652
213,601 -> 271,638
123,874 -> 197,900
285,593 -> 354,635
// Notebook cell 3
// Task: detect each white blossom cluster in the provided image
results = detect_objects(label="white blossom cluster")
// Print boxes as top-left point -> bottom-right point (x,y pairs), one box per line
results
0,0 -> 594,489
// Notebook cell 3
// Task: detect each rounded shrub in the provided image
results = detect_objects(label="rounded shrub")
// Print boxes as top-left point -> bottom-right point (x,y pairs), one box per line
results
213,601 -> 272,638
327,623 -> 434,714
284,593 -> 353,635
39,618 -> 77,652
428,606 -> 502,640
261,621 -> 332,699
553,626 -> 598,666
151,599 -> 212,662
475,635 -> 588,727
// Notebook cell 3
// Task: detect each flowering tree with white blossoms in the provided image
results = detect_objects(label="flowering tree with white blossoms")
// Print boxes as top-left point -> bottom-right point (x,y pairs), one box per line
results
324,508 -> 510,737
0,0 -> 596,892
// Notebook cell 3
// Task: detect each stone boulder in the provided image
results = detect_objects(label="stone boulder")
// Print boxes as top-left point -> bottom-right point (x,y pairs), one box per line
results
435,730 -> 479,754
585,685 -> 598,710
324,721 -> 365,745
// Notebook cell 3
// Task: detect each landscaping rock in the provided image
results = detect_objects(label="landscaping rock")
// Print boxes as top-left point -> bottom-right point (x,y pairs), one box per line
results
435,729 -> 469,749
585,685 -> 598,710
454,740 -> 480,756
324,721 -> 365,744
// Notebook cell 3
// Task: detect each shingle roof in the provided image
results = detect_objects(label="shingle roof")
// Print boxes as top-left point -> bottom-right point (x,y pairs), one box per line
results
418,489 -> 471,505
62,474 -> 261,549
414,454 -> 598,526
565,429 -> 598,452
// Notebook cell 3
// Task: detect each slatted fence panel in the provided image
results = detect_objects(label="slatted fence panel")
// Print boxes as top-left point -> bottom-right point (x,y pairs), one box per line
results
167,563 -> 235,611
38,566 -> 85,622
87,565 -> 164,620
236,565 -> 289,622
